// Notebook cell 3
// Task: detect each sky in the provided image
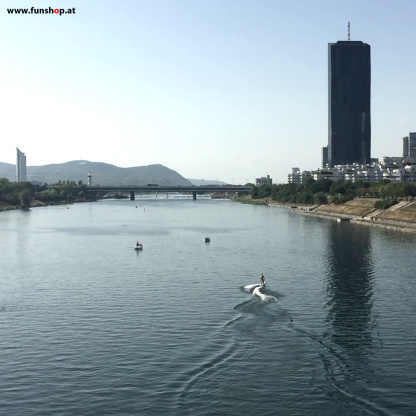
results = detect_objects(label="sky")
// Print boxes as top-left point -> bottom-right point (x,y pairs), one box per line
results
1,0 -> 416,184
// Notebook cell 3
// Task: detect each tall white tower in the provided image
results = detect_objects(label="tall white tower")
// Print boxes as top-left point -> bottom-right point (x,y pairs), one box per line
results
16,148 -> 27,182
87,171 -> 92,186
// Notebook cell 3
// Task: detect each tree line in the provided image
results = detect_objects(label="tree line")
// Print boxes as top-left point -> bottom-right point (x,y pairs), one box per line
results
249,178 -> 416,205
0,178 -> 93,210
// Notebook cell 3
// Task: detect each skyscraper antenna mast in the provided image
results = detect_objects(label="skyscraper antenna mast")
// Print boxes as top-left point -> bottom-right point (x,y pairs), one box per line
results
348,21 -> 350,41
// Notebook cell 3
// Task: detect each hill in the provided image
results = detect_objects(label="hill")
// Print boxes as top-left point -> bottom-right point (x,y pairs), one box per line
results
0,163 -> 14,179
0,161 -> 192,186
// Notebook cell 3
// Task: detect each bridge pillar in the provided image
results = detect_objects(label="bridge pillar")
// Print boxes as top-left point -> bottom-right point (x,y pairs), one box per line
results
130,191 -> 135,200
193,191 -> 197,200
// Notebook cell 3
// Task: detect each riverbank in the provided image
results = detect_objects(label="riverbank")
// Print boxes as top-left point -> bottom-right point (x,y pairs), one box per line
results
0,198 -> 95,212
238,196 -> 416,233
0,200 -> 69,212
235,195 -> 316,210
294,198 -> 416,233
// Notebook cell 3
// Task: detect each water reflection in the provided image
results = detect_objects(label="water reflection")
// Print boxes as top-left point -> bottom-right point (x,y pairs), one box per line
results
324,223 -> 376,361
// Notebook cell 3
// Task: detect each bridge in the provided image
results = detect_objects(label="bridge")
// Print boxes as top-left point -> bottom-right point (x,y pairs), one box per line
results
85,185 -> 250,200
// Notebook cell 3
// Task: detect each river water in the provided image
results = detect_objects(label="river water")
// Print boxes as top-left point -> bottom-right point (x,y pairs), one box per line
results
1,198 -> 416,416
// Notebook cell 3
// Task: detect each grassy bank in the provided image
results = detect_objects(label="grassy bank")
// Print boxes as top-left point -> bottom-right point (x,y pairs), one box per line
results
236,195 -> 416,232
234,196 -> 270,205
314,198 -> 379,217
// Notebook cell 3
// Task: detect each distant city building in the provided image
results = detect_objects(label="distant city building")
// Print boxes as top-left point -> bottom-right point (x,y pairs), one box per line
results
289,158 -> 416,184
322,146 -> 328,168
16,147 -> 27,182
328,40 -> 371,167
288,168 -> 311,184
403,136 -> 409,158
256,175 -> 272,186
402,163 -> 416,183
403,132 -> 416,158
378,156 -> 409,167
409,132 -> 416,158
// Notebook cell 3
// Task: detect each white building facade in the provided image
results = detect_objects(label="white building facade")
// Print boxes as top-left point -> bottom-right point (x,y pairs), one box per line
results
288,159 -> 416,184
16,147 -> 27,182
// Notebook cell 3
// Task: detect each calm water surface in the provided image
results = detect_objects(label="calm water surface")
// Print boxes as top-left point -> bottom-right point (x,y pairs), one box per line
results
1,199 -> 416,415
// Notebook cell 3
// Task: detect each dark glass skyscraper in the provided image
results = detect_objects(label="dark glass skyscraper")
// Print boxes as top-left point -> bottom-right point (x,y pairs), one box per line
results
328,41 -> 371,167
403,132 -> 416,158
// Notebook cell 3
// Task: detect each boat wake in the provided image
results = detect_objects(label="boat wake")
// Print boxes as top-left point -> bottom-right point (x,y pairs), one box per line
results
243,283 -> 261,293
243,283 -> 277,302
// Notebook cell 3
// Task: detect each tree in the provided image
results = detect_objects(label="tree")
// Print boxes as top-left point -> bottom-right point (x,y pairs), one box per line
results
312,179 -> 333,194
330,180 -> 347,195
20,189 -> 33,208
314,192 -> 328,205
303,177 -> 316,189
258,184 -> 271,198
250,185 -> 259,198
357,187 -> 370,197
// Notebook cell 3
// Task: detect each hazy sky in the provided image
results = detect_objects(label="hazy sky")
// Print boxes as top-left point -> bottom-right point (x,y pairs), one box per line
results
1,0 -> 415,184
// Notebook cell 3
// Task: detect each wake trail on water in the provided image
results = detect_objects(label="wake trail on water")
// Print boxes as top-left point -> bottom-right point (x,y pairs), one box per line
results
284,323 -> 393,416
243,283 -> 277,302
172,336 -> 242,412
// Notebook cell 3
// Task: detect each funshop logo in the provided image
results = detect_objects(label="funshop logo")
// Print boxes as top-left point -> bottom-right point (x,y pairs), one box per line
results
7,7 -> 76,15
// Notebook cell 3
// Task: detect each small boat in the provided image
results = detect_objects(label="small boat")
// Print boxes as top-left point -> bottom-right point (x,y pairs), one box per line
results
205,237 -> 210,243
135,245 -> 143,250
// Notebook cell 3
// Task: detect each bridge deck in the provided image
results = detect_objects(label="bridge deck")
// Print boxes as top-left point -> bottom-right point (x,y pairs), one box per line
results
85,185 -> 250,193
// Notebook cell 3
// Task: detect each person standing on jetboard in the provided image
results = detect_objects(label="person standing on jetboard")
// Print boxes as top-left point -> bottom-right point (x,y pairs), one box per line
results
260,273 -> 266,287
